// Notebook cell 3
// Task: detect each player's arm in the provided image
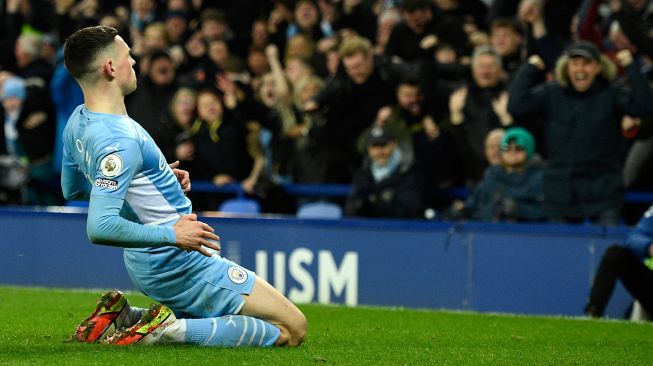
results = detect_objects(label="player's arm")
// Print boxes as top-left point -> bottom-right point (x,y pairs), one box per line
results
86,139 -> 219,255
87,196 -> 220,255
61,144 -> 91,201
87,195 -> 175,247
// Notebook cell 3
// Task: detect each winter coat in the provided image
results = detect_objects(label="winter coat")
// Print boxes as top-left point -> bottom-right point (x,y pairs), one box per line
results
508,55 -> 653,219
465,163 -> 545,222
345,154 -> 424,219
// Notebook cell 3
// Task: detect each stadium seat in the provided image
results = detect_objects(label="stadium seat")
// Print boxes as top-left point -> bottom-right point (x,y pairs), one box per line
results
296,201 -> 343,219
65,200 -> 89,207
218,198 -> 261,214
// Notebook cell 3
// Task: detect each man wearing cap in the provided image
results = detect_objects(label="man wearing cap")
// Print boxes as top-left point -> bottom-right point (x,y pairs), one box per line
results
345,125 -> 424,218
508,41 -> 653,225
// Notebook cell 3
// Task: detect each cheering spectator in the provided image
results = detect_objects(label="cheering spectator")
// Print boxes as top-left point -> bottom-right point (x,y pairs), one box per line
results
126,51 -> 180,161
449,46 -> 513,184
304,36 -> 399,183
508,41 -> 653,225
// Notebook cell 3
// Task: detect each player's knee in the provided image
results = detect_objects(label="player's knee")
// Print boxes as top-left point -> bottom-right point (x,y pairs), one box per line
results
288,311 -> 307,347
276,311 -> 307,347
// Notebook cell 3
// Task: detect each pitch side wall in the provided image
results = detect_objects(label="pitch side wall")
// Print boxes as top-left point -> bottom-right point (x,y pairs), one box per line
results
0,208 -> 632,317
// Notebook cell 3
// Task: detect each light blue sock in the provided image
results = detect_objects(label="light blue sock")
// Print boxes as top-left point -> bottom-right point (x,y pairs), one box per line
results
184,315 -> 281,347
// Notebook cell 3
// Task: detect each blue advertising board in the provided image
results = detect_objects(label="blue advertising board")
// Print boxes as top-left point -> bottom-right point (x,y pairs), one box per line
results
0,208 -> 633,318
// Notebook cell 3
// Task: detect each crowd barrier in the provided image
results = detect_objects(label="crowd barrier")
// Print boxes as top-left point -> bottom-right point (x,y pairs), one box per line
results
190,181 -> 653,204
0,207 -> 635,318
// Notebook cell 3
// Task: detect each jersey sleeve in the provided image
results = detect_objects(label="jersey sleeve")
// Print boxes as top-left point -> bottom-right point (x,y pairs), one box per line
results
86,195 -> 176,248
86,137 -> 176,248
61,143 -> 91,201
90,137 -> 142,199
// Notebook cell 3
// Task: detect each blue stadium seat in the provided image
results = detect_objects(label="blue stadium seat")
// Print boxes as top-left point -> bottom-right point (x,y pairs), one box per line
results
65,200 -> 89,207
218,198 -> 261,214
296,201 -> 343,219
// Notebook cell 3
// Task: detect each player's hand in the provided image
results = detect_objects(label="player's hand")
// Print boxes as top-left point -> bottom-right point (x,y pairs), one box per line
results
173,214 -> 221,257
169,160 -> 191,193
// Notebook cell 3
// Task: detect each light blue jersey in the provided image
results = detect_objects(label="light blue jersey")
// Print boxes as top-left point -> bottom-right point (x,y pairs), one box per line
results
61,105 -> 255,318
62,105 -> 191,224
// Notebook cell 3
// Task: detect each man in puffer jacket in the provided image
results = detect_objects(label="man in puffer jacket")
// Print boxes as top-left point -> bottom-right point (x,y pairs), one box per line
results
508,41 -> 653,225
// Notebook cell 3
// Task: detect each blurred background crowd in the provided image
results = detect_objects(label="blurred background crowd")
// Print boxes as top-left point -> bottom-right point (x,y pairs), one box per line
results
1,0 -> 653,224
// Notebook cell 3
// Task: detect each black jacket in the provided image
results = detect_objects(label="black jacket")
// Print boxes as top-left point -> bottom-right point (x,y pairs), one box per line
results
345,155 -> 425,219
508,59 -> 653,218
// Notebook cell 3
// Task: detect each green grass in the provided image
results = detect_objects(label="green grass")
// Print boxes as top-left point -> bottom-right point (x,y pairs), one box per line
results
0,286 -> 652,365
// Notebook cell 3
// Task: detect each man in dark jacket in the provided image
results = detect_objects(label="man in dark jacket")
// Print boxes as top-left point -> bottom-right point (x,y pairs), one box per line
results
126,51 -> 179,161
508,41 -> 653,225
304,36 -> 398,183
345,125 -> 424,219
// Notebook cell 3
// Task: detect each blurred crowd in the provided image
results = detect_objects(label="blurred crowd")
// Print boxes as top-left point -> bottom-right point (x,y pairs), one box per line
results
1,0 -> 653,224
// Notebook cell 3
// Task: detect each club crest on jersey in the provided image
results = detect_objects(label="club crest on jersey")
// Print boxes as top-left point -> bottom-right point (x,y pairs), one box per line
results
100,153 -> 123,177
228,266 -> 248,284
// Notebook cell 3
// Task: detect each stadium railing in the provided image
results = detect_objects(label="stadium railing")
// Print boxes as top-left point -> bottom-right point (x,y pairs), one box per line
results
190,181 -> 653,204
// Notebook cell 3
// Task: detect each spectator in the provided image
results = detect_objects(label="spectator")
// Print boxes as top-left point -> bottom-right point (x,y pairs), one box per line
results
374,8 -> 402,56
489,18 -> 525,82
508,41 -> 653,225
286,0 -> 332,43
384,0 -> 438,64
623,115 -> 653,190
250,17 -> 271,51
126,51 -> 179,161
304,35 -> 399,183
345,125 -> 424,219
337,0 -> 379,43
166,87 -> 198,177
584,204 -> 653,318
14,33 -> 53,85
484,127 -> 506,167
364,79 -> 464,199
1,75 -> 60,205
164,10 -> 191,47
449,45 -> 513,184
198,8 -> 235,48
450,127 -> 544,222
50,49 -> 83,175
413,114 -> 465,211
188,88 -> 264,208
129,0 -> 159,33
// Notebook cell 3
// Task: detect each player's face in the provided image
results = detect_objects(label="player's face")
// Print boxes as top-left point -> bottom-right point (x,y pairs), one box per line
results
113,36 -> 137,95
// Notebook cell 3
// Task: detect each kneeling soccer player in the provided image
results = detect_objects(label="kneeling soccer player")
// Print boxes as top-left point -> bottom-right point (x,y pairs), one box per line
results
61,25 -> 306,347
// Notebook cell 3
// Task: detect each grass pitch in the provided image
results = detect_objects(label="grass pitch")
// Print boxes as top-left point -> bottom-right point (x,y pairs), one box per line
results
0,286 -> 652,365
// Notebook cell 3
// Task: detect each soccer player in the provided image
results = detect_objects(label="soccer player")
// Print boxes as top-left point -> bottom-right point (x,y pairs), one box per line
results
61,26 -> 306,347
